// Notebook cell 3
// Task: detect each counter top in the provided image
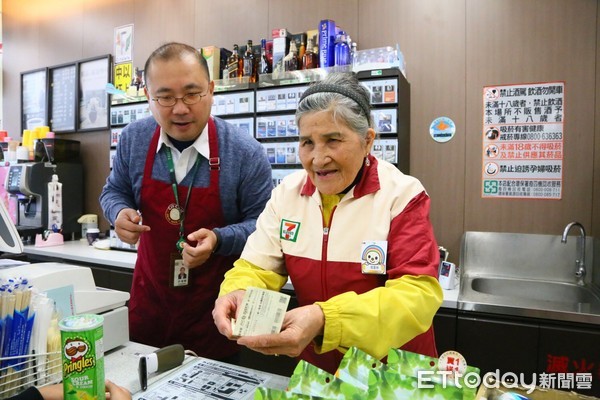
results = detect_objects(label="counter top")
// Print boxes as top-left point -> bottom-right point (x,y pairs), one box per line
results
441,286 -> 459,309
23,239 -> 459,307
105,341 -> 289,398
23,240 -> 136,270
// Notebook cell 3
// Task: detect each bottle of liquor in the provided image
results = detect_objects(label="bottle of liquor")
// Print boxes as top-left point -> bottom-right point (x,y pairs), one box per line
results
243,40 -> 258,82
284,40 -> 299,72
237,47 -> 244,77
297,38 -> 306,70
227,44 -> 240,78
334,31 -> 351,66
302,37 -> 318,70
260,39 -> 272,74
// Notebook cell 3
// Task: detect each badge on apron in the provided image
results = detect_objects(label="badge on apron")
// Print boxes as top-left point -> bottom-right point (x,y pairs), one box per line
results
165,203 -> 182,225
170,253 -> 190,287
361,241 -> 388,275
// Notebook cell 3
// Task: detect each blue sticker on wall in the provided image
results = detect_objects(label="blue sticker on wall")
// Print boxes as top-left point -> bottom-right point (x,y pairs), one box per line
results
430,117 -> 456,143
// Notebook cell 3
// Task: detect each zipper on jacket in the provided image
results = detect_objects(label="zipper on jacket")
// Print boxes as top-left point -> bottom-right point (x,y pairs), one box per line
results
320,205 -> 337,300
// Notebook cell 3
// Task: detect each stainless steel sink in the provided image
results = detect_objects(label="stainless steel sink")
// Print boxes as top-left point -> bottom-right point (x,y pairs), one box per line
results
470,277 -> 600,304
459,274 -> 600,324
457,231 -> 600,325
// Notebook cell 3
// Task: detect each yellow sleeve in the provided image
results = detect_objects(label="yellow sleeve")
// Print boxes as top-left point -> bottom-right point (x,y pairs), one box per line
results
219,258 -> 288,296
314,275 -> 442,359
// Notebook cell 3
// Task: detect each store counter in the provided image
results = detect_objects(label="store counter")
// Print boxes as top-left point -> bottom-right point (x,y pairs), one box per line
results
23,239 -> 460,307
107,341 -> 290,398
23,239 -> 136,270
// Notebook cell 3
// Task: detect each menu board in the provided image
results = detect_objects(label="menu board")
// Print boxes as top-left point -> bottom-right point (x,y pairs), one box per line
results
78,55 -> 111,131
50,64 -> 77,132
21,68 -> 48,132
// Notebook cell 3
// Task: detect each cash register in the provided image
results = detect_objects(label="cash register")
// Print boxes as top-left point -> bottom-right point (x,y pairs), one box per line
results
0,199 -> 130,351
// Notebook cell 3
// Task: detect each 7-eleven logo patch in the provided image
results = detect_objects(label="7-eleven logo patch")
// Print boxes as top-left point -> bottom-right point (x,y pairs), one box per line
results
280,219 -> 301,242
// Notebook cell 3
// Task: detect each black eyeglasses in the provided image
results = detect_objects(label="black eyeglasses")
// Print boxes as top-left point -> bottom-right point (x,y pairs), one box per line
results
151,91 -> 209,107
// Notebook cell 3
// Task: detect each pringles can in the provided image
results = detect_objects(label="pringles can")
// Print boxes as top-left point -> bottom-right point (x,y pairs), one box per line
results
59,314 -> 105,400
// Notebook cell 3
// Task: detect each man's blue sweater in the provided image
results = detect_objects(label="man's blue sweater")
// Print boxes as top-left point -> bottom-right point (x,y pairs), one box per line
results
99,115 -> 273,256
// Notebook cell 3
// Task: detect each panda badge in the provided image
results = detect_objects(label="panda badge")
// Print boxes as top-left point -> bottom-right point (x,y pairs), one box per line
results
360,241 -> 388,275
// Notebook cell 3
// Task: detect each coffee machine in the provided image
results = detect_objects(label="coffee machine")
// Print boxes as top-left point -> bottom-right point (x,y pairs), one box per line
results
4,139 -> 83,241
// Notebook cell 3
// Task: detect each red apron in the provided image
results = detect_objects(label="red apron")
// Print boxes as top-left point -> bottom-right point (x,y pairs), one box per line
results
129,119 -> 239,360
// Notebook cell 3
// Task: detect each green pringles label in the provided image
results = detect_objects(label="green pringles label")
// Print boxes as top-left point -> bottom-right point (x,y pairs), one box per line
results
59,314 -> 105,400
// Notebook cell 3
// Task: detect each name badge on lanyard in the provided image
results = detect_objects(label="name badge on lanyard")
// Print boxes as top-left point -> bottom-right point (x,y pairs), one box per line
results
170,253 -> 190,288
361,241 -> 388,275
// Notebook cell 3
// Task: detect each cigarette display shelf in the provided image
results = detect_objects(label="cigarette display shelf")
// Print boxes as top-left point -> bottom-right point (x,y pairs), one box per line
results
106,67 -> 410,183
108,95 -> 150,171
249,66 -> 410,185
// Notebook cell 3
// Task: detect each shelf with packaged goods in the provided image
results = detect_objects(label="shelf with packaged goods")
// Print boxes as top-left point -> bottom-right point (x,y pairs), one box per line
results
109,102 -> 151,155
109,95 -> 151,169
212,81 -> 256,140
110,93 -> 148,106
254,67 -> 409,184
257,65 -> 353,88
105,68 -> 409,182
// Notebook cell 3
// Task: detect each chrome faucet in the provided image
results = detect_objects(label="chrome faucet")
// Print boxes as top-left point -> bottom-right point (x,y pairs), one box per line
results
561,222 -> 586,285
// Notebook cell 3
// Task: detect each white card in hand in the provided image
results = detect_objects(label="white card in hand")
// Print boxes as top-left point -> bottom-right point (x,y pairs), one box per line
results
231,287 -> 290,338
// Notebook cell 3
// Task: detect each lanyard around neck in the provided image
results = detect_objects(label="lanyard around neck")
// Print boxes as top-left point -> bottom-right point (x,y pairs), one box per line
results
165,147 -> 202,237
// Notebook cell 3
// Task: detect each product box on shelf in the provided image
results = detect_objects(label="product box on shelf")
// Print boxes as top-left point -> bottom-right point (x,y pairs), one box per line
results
272,28 -> 291,77
201,46 -> 221,81
290,32 -> 307,67
352,44 -> 406,76
219,48 -> 232,80
319,19 -> 336,68
265,40 -> 273,67
306,29 -> 319,49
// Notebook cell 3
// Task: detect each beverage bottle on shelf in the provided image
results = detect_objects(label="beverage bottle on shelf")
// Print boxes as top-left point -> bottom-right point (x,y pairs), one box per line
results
259,39 -> 272,74
334,31 -> 351,66
227,44 -> 240,78
237,47 -> 244,77
284,40 -> 299,72
297,39 -> 306,70
243,39 -> 258,82
302,37 -> 318,70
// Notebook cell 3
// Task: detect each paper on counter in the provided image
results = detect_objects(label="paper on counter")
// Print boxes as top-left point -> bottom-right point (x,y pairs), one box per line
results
231,287 -> 290,338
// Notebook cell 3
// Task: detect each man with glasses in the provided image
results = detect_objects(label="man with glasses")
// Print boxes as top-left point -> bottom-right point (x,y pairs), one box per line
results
100,42 -> 272,362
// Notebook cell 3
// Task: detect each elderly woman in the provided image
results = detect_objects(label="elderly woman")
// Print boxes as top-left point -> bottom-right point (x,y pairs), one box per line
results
213,72 -> 443,374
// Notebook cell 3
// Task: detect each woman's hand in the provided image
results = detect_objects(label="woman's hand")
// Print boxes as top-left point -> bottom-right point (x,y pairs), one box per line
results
37,383 -> 63,400
105,379 -> 132,400
213,290 -> 246,339
236,304 -> 325,357
36,380 -> 131,400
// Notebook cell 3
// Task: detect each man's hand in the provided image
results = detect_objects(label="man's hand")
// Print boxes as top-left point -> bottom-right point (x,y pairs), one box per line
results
114,208 -> 150,245
181,228 -> 218,269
